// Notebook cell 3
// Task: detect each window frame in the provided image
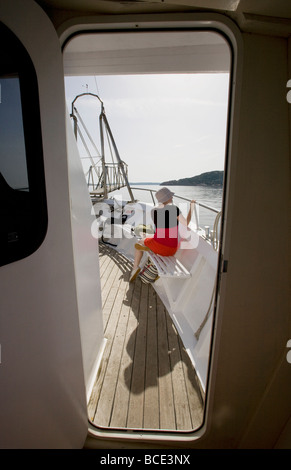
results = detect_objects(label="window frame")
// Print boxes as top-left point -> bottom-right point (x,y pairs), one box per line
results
0,22 -> 48,267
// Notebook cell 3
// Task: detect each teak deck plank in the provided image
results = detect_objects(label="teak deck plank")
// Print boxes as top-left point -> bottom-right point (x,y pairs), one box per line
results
88,242 -> 203,431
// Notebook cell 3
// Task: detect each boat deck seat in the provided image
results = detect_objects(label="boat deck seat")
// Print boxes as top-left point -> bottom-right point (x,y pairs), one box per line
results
147,252 -> 191,279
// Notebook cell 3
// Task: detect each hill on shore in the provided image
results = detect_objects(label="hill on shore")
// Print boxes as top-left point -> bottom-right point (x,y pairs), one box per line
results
161,170 -> 223,187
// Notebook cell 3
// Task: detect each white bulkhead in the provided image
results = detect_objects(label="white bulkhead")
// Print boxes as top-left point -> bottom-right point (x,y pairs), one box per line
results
0,0 -> 103,448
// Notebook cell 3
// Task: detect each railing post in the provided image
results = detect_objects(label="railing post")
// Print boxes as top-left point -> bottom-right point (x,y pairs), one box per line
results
99,106 -> 107,199
150,190 -> 155,204
193,202 -> 199,230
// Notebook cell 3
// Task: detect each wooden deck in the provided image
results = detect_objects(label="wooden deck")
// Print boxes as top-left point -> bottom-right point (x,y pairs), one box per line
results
88,242 -> 204,432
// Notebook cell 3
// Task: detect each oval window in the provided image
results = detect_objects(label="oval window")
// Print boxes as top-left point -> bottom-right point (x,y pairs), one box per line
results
0,22 -> 47,267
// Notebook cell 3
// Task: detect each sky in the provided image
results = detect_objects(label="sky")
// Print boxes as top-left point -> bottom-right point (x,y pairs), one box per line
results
64,73 -> 230,183
0,77 -> 28,189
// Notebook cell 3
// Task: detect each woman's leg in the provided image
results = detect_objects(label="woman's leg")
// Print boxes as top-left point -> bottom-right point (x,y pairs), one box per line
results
133,248 -> 144,269
130,240 -> 150,282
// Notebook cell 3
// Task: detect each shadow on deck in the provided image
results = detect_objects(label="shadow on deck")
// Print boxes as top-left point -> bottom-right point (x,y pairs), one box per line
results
88,242 -> 204,432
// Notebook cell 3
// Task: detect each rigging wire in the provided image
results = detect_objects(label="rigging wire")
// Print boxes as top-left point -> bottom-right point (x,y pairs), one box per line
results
76,125 -> 100,179
74,106 -> 101,158
94,76 -> 100,95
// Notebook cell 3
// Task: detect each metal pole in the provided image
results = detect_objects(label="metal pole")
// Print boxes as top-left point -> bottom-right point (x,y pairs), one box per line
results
102,111 -> 135,203
70,110 -> 78,140
71,92 -> 103,141
99,105 -> 107,200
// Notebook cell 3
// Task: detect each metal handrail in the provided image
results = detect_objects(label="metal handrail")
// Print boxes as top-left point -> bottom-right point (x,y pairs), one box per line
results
129,186 -> 220,213
129,186 -> 221,249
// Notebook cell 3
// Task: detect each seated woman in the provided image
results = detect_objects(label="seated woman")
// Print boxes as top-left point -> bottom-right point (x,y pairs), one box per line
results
129,187 -> 195,282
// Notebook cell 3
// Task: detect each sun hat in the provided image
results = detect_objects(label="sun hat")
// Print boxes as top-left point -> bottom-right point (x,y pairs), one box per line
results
155,187 -> 175,204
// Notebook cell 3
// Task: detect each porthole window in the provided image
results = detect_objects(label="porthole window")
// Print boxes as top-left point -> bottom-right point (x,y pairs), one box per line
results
0,23 -> 47,266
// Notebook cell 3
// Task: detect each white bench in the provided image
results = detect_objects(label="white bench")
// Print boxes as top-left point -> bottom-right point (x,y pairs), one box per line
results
146,252 -> 194,311
147,252 -> 191,279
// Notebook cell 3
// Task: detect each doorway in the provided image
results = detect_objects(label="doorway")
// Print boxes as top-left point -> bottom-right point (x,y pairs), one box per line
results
63,28 -> 231,434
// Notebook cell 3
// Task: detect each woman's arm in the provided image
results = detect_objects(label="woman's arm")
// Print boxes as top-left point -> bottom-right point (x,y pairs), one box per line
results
178,200 -> 196,226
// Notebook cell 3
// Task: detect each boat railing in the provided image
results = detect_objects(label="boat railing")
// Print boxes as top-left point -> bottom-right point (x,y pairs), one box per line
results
88,161 -> 129,195
129,186 -> 221,250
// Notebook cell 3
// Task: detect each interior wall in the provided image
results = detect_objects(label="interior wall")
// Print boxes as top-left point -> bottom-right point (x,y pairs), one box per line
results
206,31 -> 291,449
288,36 -> 291,344
274,32 -> 291,450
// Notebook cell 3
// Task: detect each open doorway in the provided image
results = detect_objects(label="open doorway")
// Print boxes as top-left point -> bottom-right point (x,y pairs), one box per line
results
63,28 -> 231,433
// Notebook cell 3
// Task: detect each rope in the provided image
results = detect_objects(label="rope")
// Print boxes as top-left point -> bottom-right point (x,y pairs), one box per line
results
194,283 -> 216,341
194,212 -> 221,340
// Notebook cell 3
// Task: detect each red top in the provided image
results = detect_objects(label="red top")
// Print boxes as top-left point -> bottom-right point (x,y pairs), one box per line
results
152,204 -> 180,248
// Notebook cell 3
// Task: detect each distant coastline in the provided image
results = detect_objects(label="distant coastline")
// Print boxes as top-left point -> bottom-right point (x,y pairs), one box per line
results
160,170 -> 223,187
129,182 -> 160,185
130,171 -> 224,187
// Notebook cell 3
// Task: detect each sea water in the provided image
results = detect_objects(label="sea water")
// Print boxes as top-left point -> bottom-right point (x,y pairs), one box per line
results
108,183 -> 223,231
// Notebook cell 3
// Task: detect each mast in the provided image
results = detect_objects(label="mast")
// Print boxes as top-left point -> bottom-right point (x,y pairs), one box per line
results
70,92 -> 134,202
